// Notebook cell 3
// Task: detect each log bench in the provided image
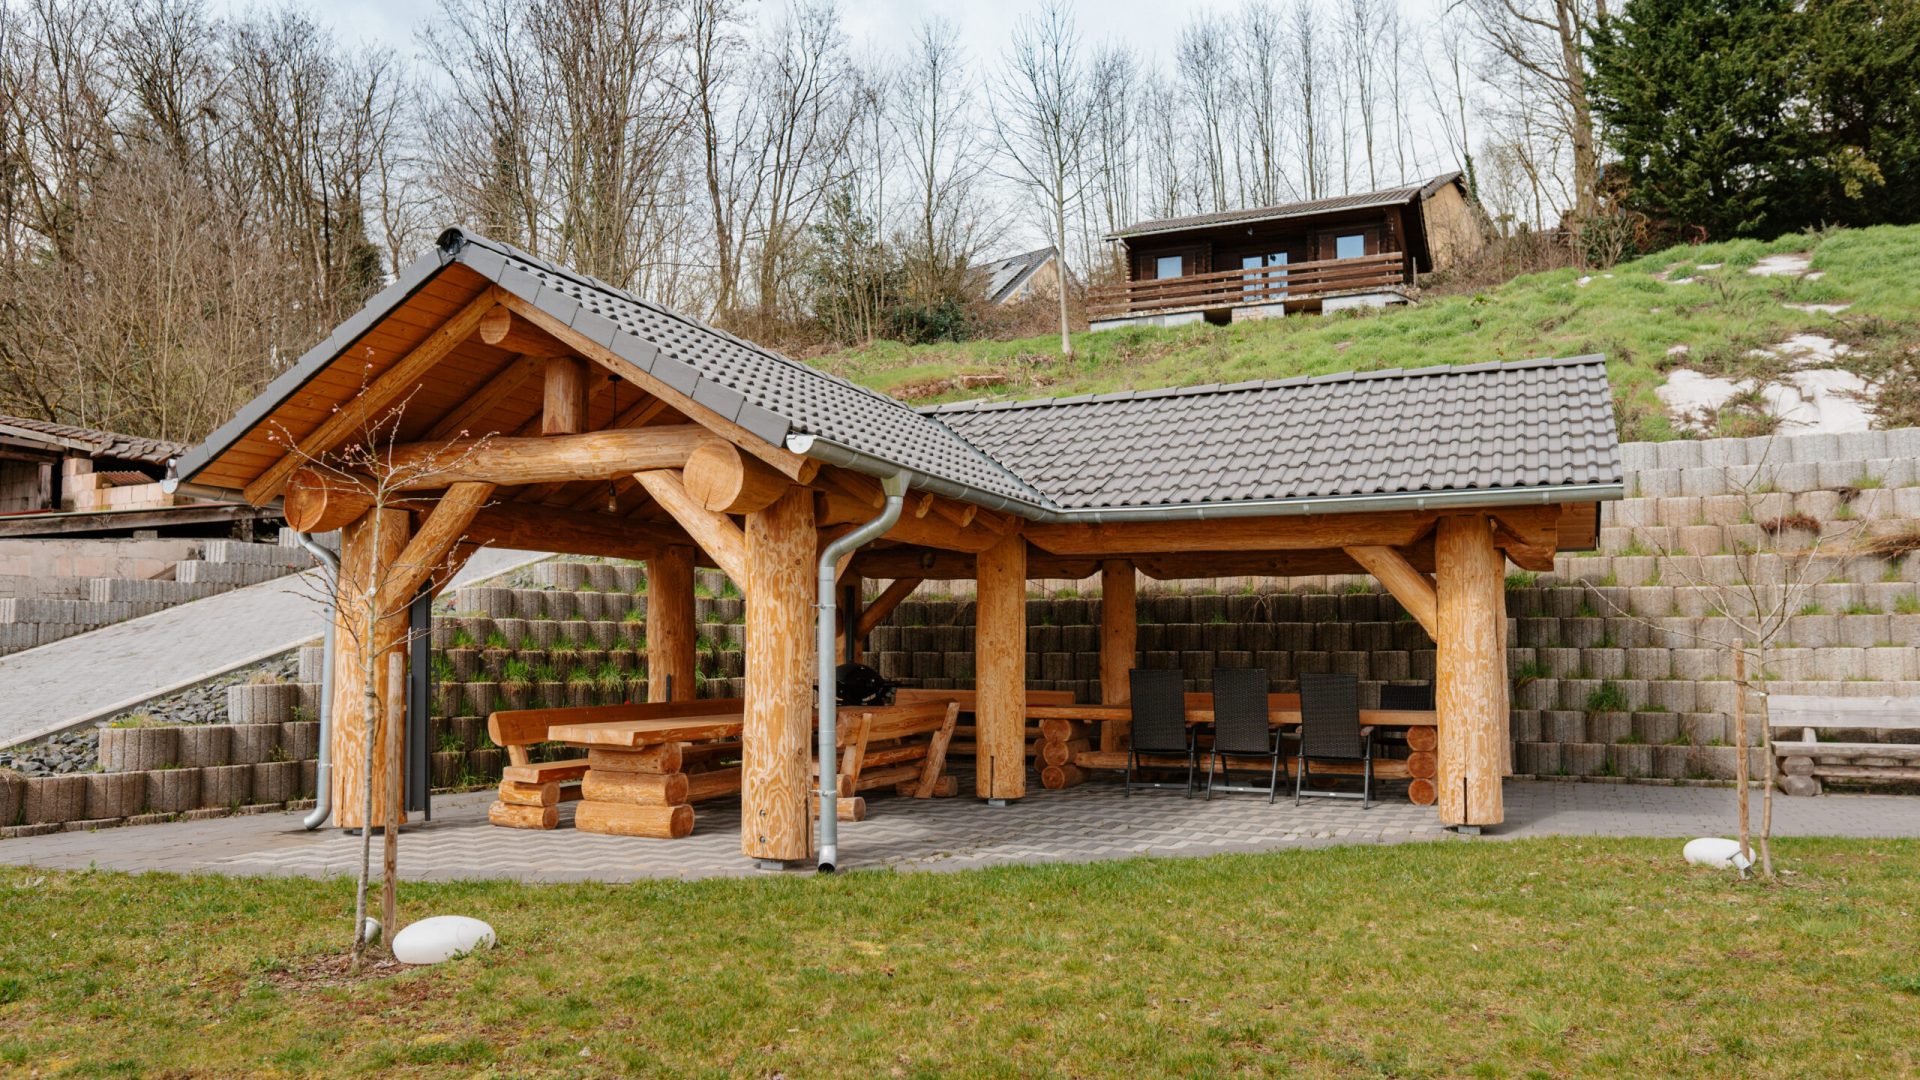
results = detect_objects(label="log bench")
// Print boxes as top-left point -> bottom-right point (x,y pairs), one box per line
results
1770,695 -> 1920,796
486,698 -> 743,831
827,700 -> 965,814
893,688 -> 1074,759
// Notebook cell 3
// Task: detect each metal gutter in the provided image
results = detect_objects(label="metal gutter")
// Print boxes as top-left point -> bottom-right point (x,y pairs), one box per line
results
787,432 -> 1622,525
811,470 -> 910,873
294,532 -> 341,830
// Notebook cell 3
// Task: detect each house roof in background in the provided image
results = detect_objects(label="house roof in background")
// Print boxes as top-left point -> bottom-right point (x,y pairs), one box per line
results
973,246 -> 1056,304
0,416 -> 185,466
924,356 -> 1620,510
1106,172 -> 1466,241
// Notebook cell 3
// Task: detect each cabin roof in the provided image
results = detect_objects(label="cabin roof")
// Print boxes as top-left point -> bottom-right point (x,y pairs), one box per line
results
0,415 -> 185,466
1105,172 -> 1466,242
922,356 -> 1619,511
179,229 -> 1617,520
973,246 -> 1056,304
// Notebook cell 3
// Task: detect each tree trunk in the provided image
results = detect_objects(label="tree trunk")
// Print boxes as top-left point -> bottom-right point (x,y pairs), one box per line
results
1734,648 -> 1751,871
1054,189 -> 1073,359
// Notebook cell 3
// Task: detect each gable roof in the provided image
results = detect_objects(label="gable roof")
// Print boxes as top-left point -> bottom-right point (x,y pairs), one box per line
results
925,356 -> 1619,512
1106,172 -> 1466,241
973,246 -> 1056,304
178,228 -> 1618,524
0,415 -> 184,466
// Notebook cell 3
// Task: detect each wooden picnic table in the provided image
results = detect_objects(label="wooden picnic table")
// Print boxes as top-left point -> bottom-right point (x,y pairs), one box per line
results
546,712 -> 745,748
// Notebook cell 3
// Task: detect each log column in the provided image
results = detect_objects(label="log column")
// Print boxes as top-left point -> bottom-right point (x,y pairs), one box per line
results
330,507 -> 412,829
1435,514 -> 1507,828
742,485 -> 816,863
1098,558 -> 1136,750
975,533 -> 1028,802
646,545 -> 696,702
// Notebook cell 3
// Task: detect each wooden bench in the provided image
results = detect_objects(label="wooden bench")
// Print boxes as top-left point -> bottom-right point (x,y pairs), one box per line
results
893,688 -> 1075,757
829,700 -> 964,811
485,698 -> 744,829
1770,695 -> 1920,796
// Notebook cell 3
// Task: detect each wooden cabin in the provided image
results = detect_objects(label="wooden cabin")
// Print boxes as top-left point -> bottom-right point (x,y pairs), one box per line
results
175,227 -> 1617,868
0,415 -> 271,538
1090,173 -> 1483,330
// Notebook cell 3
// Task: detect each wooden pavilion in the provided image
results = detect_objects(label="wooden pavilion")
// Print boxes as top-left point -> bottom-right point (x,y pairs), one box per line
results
173,228 -> 1622,867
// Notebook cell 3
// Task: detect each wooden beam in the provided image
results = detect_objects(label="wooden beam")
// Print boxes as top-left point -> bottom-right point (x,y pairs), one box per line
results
855,576 -> 922,638
329,507 -> 411,829
478,303 -> 570,357
395,427 -> 708,488
283,468 -> 428,533
500,292 -> 817,483
647,546 -> 696,702
379,482 -> 493,612
425,353 -> 542,442
542,357 -> 591,435
246,286 -> 502,504
848,545 -> 1110,581
1345,545 -> 1438,638
684,440 -> 790,515
743,485 -> 816,863
1099,559 -> 1136,750
634,469 -> 749,584
1026,511 -> 1438,556
458,500 -> 694,562
1435,515 -> 1506,828
1492,506 -> 1561,571
975,532 -> 1027,801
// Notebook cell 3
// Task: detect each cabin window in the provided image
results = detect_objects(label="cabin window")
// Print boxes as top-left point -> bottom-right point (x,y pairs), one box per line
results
1155,254 -> 1184,279
1334,234 -> 1367,260
1241,253 -> 1289,298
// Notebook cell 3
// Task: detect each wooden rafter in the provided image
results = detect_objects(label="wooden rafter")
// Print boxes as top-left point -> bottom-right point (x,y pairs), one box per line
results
1345,544 -> 1438,638
634,469 -> 749,583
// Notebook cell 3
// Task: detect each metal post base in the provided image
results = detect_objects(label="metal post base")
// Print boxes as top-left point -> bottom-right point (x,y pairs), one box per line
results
1450,824 -> 1483,836
987,798 -> 1009,808
754,858 -> 805,871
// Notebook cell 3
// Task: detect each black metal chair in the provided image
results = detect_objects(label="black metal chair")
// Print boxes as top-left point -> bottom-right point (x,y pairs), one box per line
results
1379,683 -> 1435,711
1294,673 -> 1376,808
1206,669 -> 1284,802
1126,669 -> 1195,797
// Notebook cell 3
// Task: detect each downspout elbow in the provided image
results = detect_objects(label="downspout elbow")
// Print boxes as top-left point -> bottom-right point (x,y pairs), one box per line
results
814,469 -> 910,872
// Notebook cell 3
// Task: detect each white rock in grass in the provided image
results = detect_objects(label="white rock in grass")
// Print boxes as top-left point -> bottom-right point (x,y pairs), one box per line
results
391,915 -> 497,964
1683,837 -> 1755,870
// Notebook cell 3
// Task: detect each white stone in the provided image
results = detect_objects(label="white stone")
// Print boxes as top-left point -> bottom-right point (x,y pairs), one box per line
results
391,915 -> 497,964
1784,302 -> 1851,314
1684,837 -> 1756,870
1748,252 -> 1812,277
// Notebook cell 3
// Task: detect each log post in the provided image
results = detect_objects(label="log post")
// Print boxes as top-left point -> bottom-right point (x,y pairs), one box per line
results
542,356 -> 591,435
330,507 -> 412,829
1099,558 -> 1136,750
1435,514 -> 1506,828
647,545 -> 696,702
743,484 -> 815,863
975,533 -> 1028,801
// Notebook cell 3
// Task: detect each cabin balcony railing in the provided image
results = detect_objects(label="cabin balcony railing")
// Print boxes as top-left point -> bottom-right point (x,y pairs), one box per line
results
1087,251 -> 1407,320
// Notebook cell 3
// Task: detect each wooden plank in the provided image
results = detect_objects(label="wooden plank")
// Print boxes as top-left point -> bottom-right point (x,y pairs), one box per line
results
742,483 -> 815,862
975,532 -> 1027,800
635,470 -> 749,584
648,545 -> 697,701
426,354 -> 543,441
1770,696 -> 1920,729
489,699 -> 744,747
686,766 -> 744,802
501,759 -> 592,785
1436,514 -> 1506,827
1771,741 -> 1920,760
913,703 -> 961,798
498,780 -> 563,807
547,714 -> 746,747
245,285 -> 502,503
855,577 -> 922,638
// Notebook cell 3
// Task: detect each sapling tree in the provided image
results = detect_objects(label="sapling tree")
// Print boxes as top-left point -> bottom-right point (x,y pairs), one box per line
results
1584,435 -> 1864,878
270,383 -> 496,963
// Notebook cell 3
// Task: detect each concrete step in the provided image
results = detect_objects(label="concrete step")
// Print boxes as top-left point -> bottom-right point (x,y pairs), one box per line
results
199,540 -> 314,569
1620,428 -> 1920,472
175,560 -> 296,586
87,578 -> 229,604
1602,486 -> 1920,529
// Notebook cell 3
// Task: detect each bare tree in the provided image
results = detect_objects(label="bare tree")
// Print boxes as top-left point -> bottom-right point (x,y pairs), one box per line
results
1285,0 -> 1326,199
1175,13 -> 1233,212
1085,43 -> 1140,249
1342,0 -> 1384,191
1460,0 -> 1603,220
893,18 -> 994,308
1234,1 -> 1295,208
994,2 -> 1090,359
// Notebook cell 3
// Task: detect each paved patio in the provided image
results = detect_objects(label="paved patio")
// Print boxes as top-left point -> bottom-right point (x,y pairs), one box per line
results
6,776 -> 1918,882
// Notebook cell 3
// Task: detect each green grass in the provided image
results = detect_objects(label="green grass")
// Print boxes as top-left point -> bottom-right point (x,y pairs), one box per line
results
3,841 -> 1919,1076
812,225 -> 1920,441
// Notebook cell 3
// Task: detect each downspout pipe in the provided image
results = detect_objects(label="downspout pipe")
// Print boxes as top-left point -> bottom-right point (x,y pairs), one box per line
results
815,469 -> 910,873
294,532 -> 341,831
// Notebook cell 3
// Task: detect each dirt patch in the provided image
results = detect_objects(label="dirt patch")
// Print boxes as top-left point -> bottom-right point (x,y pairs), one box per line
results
260,951 -> 409,992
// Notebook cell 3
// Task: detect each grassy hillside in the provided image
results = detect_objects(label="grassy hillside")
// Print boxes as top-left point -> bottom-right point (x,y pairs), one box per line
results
813,225 -> 1920,441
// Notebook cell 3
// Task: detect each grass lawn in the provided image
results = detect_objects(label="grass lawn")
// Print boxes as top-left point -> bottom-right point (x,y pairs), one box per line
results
814,224 -> 1920,441
2,838 -> 1917,1077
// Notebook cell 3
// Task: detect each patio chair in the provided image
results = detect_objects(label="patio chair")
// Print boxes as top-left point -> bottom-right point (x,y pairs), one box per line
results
1126,669 -> 1196,797
1205,669 -> 1284,802
1294,673 -> 1376,808
1379,683 -> 1434,711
